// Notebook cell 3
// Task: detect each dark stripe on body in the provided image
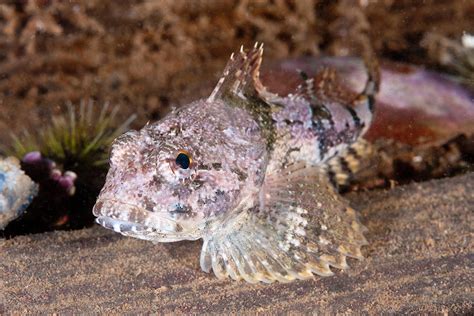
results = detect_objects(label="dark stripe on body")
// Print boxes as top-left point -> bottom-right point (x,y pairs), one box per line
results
310,100 -> 336,161
224,94 -> 276,152
345,106 -> 361,128
338,157 -> 352,176
367,95 -> 375,113
347,146 -> 362,161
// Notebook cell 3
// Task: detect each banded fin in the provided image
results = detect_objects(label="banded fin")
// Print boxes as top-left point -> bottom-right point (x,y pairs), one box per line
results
298,65 -> 377,129
294,68 -> 359,105
200,161 -> 367,283
325,139 -> 375,190
294,43 -> 380,136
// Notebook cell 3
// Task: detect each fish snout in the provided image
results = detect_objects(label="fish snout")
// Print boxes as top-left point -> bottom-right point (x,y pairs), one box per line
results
92,198 -> 186,239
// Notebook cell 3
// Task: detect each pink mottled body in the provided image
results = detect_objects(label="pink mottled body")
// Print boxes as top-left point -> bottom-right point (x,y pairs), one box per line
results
264,57 -> 474,146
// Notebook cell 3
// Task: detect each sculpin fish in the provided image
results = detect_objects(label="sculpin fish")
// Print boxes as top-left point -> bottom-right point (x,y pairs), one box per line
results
93,44 -> 379,283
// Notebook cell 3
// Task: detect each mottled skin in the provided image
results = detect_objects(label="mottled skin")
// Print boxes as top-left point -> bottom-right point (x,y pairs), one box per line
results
269,56 -> 474,146
95,99 -> 267,241
267,68 -> 374,175
93,44 -> 379,283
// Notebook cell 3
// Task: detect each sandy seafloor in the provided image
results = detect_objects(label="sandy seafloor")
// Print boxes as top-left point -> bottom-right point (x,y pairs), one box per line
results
2,173 -> 472,314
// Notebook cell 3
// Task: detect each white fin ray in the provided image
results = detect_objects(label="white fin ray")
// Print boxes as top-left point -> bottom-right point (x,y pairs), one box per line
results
200,161 -> 367,283
207,43 -> 264,103
207,43 -> 279,104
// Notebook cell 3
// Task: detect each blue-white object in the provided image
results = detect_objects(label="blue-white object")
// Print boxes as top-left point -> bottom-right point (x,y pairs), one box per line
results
0,156 -> 38,229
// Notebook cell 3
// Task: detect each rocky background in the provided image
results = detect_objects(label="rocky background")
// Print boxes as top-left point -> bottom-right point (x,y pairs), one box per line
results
1,0 -> 473,143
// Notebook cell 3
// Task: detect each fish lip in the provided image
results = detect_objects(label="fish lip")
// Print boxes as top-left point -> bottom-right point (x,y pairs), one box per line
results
96,216 -> 148,234
95,216 -> 187,242
93,198 -> 178,233
93,198 -> 147,218
93,198 -> 204,241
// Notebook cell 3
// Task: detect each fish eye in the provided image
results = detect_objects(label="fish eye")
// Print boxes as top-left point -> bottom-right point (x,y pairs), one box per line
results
175,151 -> 191,169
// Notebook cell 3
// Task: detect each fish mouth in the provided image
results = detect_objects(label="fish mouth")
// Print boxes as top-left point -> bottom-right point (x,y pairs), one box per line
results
96,216 -> 148,234
93,199 -> 194,242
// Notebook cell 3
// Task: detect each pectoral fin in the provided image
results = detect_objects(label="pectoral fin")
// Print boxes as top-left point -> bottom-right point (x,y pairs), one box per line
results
199,162 -> 367,283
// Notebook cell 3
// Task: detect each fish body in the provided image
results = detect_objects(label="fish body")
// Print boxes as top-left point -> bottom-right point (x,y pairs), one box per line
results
93,44 -> 378,283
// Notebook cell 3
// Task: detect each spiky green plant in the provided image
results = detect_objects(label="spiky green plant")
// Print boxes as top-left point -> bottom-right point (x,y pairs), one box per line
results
4,100 -> 136,169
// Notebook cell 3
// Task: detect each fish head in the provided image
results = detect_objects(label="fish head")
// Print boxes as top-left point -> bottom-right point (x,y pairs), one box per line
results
93,99 -> 268,242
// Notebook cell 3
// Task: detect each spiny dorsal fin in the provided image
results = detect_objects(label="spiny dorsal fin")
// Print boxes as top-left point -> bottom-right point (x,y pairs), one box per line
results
208,43 -> 272,103
200,161 -> 367,283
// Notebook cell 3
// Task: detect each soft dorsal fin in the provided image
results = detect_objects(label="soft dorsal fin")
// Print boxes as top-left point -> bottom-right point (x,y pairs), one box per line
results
207,43 -> 269,103
293,67 -> 359,105
199,161 -> 367,283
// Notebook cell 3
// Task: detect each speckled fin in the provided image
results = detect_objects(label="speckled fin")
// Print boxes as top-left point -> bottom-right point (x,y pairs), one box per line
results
200,162 -> 368,283
293,68 -> 359,105
207,43 -> 274,103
